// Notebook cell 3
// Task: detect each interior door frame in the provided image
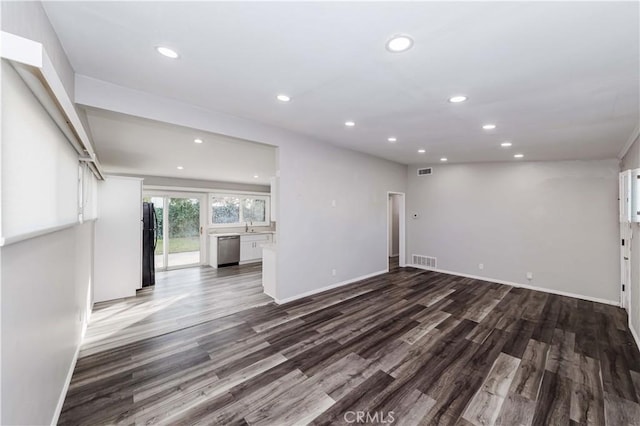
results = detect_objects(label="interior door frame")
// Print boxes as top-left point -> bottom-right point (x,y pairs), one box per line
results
621,222 -> 632,311
387,192 -> 406,270
143,190 -> 207,271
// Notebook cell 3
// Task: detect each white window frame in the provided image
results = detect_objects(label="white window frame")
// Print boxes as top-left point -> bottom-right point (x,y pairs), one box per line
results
209,193 -> 271,228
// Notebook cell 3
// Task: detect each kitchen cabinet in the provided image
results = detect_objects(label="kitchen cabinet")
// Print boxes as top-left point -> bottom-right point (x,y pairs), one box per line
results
209,235 -> 222,268
240,233 -> 273,263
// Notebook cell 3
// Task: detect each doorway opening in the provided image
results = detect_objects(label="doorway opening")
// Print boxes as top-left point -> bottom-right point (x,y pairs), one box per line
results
387,192 -> 406,271
143,192 -> 206,271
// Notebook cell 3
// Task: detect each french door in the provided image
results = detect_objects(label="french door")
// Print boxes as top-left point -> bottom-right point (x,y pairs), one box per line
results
143,192 -> 206,271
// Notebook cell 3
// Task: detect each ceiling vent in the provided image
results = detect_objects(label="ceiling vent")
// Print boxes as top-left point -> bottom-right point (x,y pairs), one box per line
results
417,167 -> 433,176
412,254 -> 437,269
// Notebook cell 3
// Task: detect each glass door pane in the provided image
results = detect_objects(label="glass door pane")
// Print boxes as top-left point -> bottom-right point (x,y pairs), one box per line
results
167,197 -> 201,268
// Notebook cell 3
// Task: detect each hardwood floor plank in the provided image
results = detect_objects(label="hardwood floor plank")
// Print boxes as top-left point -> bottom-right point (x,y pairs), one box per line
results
495,393 -> 536,426
462,352 -> 520,425
530,295 -> 561,344
532,371 -> 572,426
510,339 -> 549,400
603,391 -> 640,426
58,263 -> 640,426
574,300 -> 599,360
388,389 -> 435,426
305,352 -> 381,401
570,353 -> 604,425
597,312 -> 638,402
502,319 -> 536,359
136,353 -> 288,425
309,370 -> 395,426
545,328 -> 576,378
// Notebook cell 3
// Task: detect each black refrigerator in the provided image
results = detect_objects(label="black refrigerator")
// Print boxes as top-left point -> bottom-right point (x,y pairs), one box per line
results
142,202 -> 157,287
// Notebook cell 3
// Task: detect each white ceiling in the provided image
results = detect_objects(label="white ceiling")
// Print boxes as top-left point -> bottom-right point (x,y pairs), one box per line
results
83,108 -> 276,185
44,2 -> 639,165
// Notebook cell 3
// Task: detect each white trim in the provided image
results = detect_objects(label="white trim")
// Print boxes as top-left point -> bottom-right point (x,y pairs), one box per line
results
0,220 -> 79,247
144,185 -> 269,196
274,269 -> 388,305
410,264 -> 620,306
620,222 -> 632,311
157,192 -> 207,269
2,31 -> 104,180
0,31 -> 42,67
105,175 -> 144,182
387,192 -> 406,268
209,193 -> 271,228
618,124 -> 640,160
51,319 -> 88,425
144,189 -> 209,199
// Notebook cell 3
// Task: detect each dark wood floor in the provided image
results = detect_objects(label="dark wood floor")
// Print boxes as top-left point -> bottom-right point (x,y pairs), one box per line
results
59,260 -> 640,425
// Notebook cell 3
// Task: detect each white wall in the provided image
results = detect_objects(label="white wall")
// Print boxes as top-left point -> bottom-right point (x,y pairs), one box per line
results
1,3 -> 95,423
622,136 -> 640,336
74,75 -> 408,302
407,159 -> 620,303
1,221 -> 94,426
277,139 -> 406,300
1,1 -> 75,99
1,60 -> 80,241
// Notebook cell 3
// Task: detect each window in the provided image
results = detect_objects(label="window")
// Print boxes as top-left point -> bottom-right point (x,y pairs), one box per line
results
243,198 -> 266,223
210,193 -> 269,227
211,196 -> 240,224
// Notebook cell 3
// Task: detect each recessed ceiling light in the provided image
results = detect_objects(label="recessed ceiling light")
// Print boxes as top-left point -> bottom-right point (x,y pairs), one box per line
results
448,96 -> 467,103
386,34 -> 414,52
194,138 -> 203,144
440,157 -> 448,162
418,149 -> 426,154
388,137 -> 397,143
177,166 -> 184,170
514,154 -> 524,159
253,174 -> 259,178
501,142 -> 512,147
345,121 -> 356,127
276,94 -> 291,102
156,46 -> 179,59
482,124 -> 497,130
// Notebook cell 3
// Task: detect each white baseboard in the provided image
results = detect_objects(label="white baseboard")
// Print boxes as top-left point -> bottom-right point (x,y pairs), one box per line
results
51,318 -> 88,425
409,264 -> 620,307
274,269 -> 388,305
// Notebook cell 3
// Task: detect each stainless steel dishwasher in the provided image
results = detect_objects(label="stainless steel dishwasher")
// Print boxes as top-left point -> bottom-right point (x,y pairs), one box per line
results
217,235 -> 240,266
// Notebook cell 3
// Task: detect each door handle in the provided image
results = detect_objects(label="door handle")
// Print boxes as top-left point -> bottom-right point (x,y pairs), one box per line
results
200,226 -> 203,235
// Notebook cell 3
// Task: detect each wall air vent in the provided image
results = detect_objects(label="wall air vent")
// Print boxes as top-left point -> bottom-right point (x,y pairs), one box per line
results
412,254 -> 437,268
417,167 -> 433,176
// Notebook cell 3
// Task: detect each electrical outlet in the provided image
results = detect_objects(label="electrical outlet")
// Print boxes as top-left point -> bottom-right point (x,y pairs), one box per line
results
332,269 -> 337,276
478,263 -> 484,270
526,272 -> 533,280
331,200 -> 337,207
